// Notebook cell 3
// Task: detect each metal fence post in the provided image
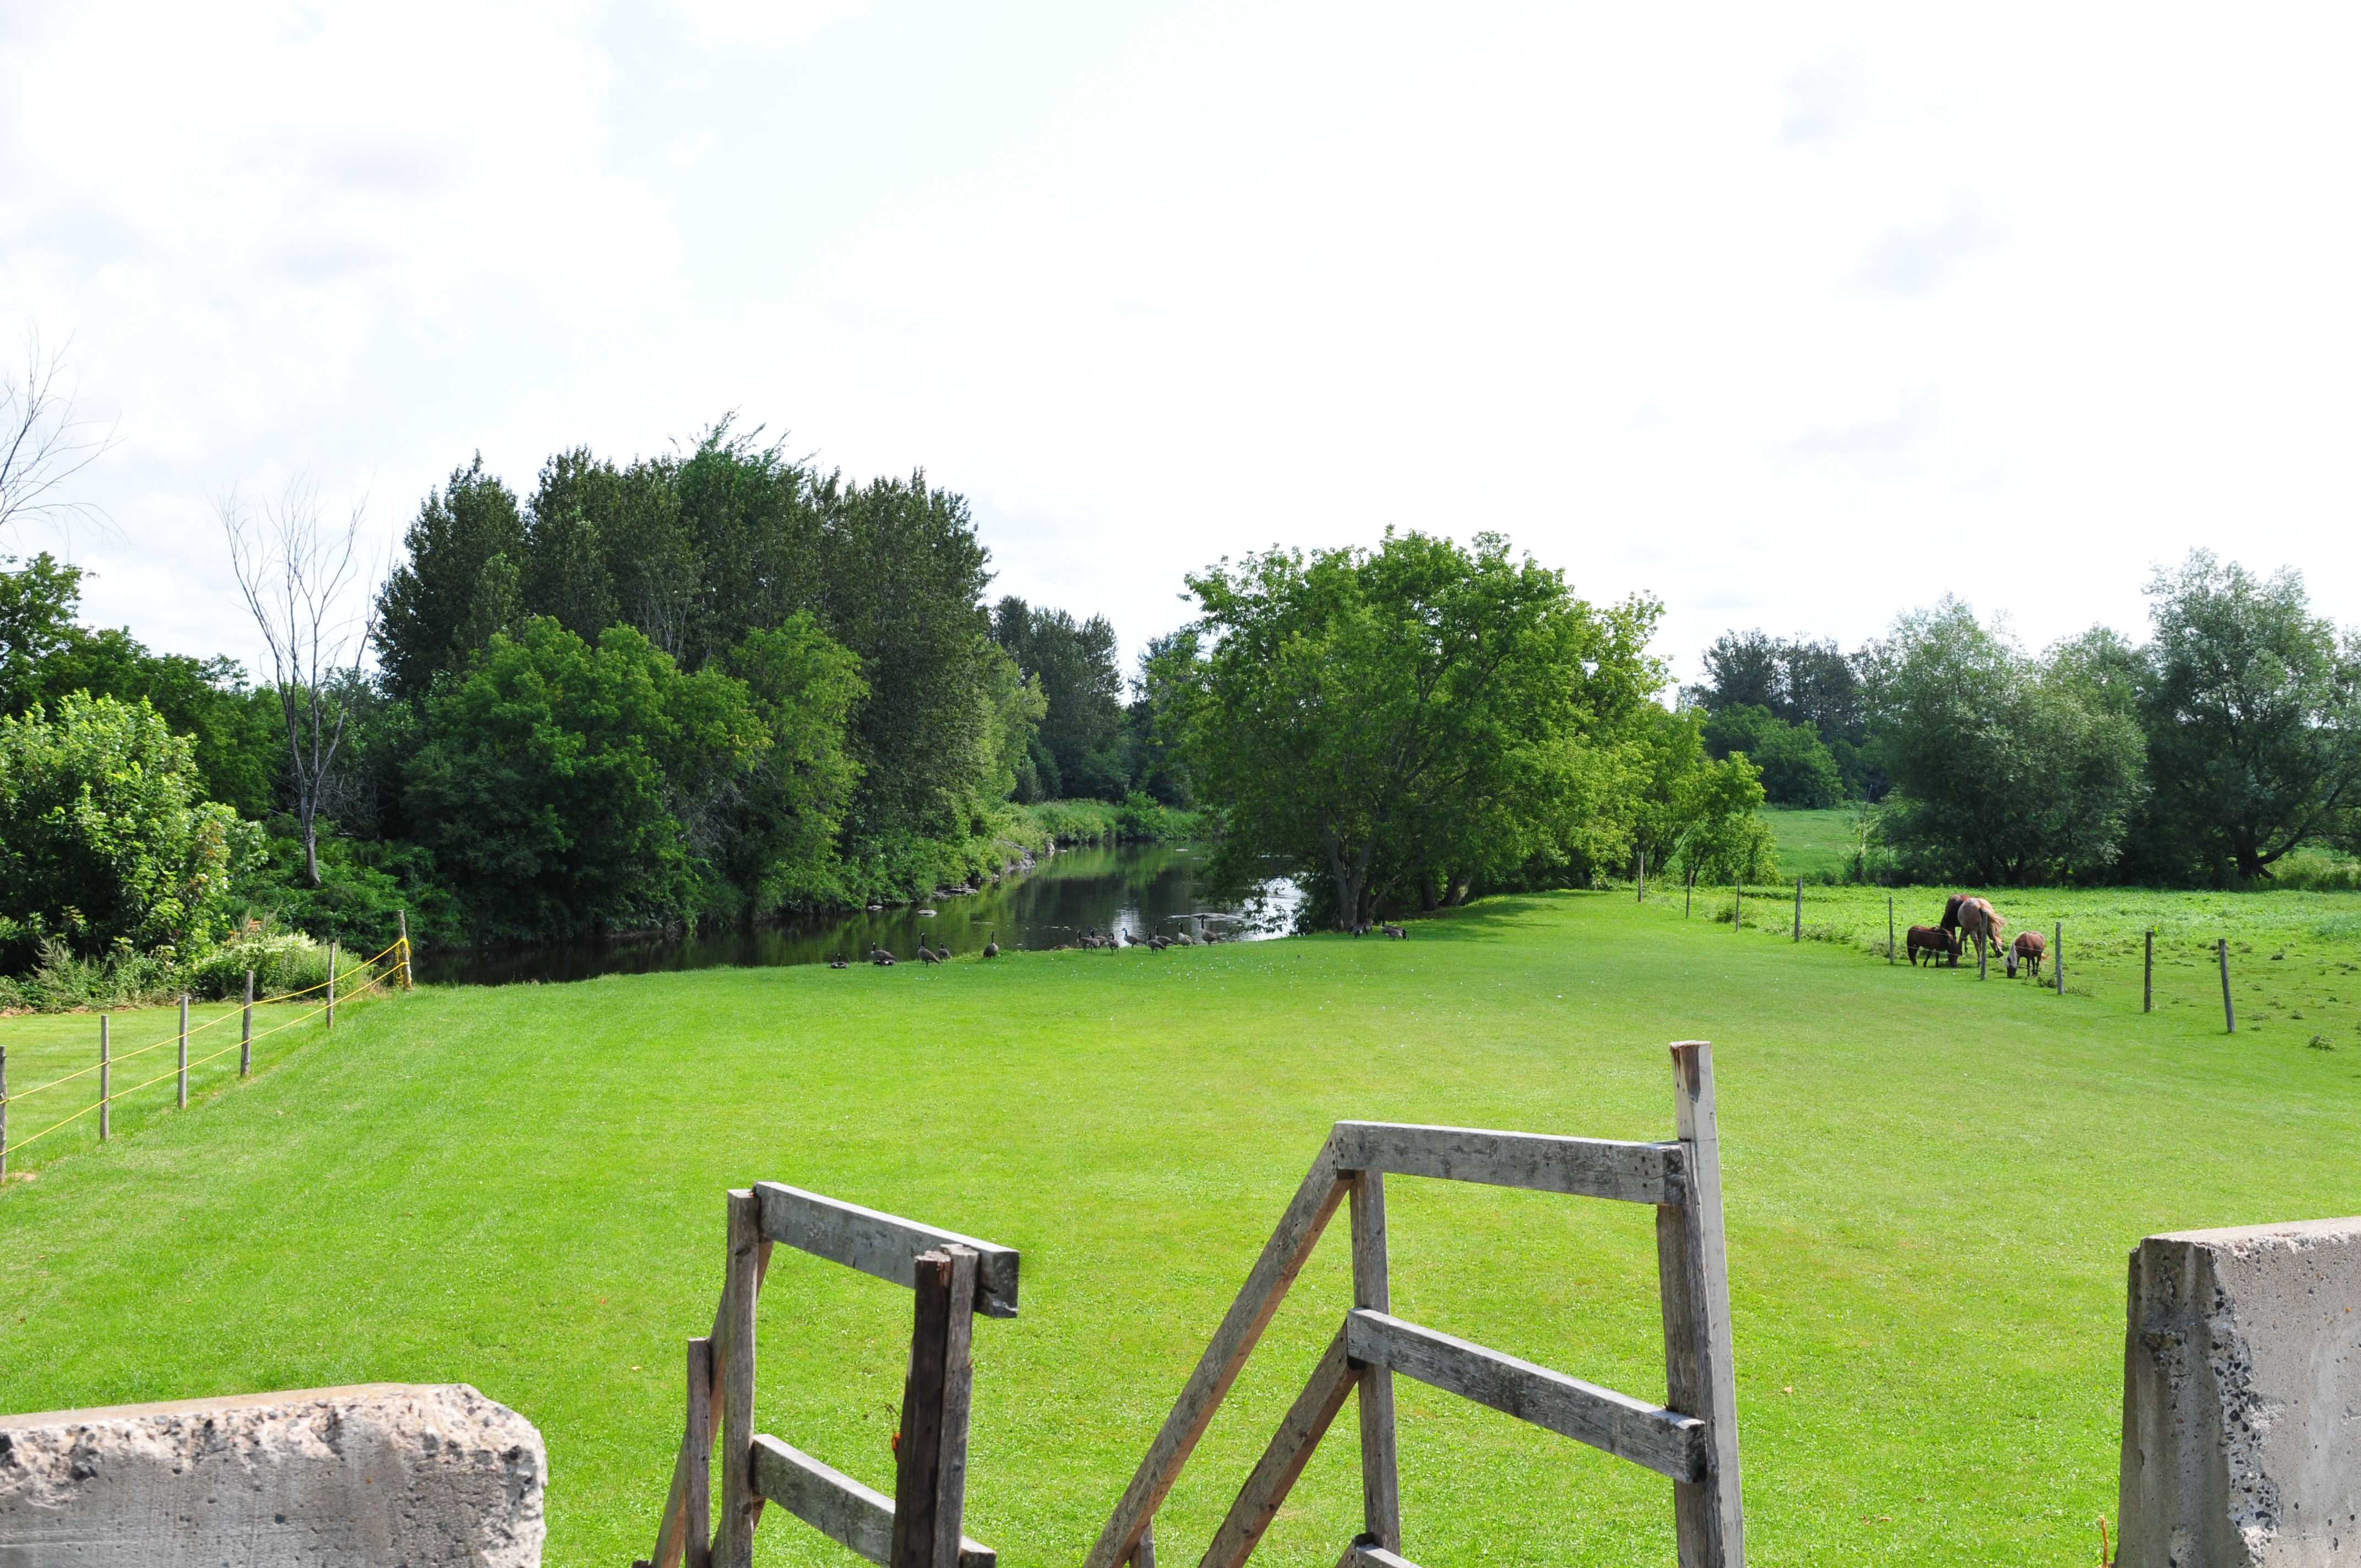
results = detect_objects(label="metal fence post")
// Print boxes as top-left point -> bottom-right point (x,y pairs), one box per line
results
100,1017 -> 111,1140
177,995 -> 190,1108
327,942 -> 338,1028
241,971 -> 254,1076
2219,939 -> 2235,1033
1792,878 -> 1802,941
2144,930 -> 2153,1013
2054,921 -> 2064,996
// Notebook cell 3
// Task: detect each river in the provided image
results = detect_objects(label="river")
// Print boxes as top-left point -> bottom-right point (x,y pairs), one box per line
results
410,841 -> 1302,986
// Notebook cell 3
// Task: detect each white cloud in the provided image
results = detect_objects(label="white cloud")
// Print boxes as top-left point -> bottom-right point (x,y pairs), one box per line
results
3,0 -> 2359,690
1778,48 -> 1873,146
1846,193 -> 2012,297
671,0 -> 874,46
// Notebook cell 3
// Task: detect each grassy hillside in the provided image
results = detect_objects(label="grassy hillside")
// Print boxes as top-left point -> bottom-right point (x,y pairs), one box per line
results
4,894 -> 2358,1566
1759,806 -> 1857,881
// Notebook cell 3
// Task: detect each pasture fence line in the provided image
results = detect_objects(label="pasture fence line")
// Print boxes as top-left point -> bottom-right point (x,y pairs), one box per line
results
0,938 -> 405,1172
1639,878 -> 2317,1038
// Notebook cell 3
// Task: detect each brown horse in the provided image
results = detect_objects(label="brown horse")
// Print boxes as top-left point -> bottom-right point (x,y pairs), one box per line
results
2008,929 -> 2046,980
1948,896 -> 2006,965
1906,925 -> 1959,967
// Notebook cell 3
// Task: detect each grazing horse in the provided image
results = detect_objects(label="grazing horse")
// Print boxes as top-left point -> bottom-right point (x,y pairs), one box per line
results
2009,929 -> 2046,980
1906,925 -> 1959,967
1942,895 -> 2006,965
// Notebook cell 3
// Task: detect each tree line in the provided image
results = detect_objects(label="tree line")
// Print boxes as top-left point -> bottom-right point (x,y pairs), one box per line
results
1,424 -> 1177,978
13,400 -> 2346,982
1685,552 -> 2361,885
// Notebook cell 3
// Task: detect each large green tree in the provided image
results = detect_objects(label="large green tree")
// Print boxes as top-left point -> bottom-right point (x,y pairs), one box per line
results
1171,530 -> 1663,928
992,597 -> 1127,800
1877,600 -> 2147,883
0,693 -> 260,970
3,552 -> 280,816
374,456 -> 527,701
1700,703 -> 1844,808
2138,552 -> 2361,880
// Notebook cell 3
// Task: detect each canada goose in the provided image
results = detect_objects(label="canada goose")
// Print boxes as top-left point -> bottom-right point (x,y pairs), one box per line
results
1381,922 -> 1407,939
828,954 -> 848,970
1147,934 -> 1168,951
982,929 -> 999,959
919,944 -> 941,965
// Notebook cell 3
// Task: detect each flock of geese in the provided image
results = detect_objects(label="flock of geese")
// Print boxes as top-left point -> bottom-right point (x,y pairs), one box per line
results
828,917 -> 1243,968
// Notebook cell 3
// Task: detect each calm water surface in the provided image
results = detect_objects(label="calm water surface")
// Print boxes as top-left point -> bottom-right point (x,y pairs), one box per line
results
413,841 -> 1301,986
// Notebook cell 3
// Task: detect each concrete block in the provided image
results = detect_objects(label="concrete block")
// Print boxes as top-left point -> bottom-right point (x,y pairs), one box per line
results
2118,1218 -> 2361,1567
0,1382 -> 545,1566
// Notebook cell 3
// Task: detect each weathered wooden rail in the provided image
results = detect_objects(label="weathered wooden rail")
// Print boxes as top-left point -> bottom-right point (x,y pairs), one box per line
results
639,1039 -> 1742,1568
634,1185 -> 1018,1568
1085,1040 -> 1744,1568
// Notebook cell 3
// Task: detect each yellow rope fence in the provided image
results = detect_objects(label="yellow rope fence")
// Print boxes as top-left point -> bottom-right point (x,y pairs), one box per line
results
0,938 -> 409,1162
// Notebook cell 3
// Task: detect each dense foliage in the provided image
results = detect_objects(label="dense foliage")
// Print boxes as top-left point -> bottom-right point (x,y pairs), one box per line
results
0,693 -> 260,971
1164,530 -> 1766,928
1689,551 -> 2361,885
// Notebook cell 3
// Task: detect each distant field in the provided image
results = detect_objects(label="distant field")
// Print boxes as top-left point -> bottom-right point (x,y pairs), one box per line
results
1760,807 -> 1856,880
6,894 -> 2360,1566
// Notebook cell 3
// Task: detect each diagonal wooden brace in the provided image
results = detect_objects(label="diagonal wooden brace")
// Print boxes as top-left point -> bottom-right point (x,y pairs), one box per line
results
1199,1327 -> 1361,1568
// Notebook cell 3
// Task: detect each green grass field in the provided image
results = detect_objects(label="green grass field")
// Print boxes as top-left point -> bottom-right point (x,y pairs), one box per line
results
1759,807 -> 1858,881
6,893 -> 2359,1566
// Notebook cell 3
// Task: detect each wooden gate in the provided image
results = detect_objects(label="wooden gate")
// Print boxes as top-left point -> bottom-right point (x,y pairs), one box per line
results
1082,1040 -> 1743,1568
635,1185 -> 1019,1568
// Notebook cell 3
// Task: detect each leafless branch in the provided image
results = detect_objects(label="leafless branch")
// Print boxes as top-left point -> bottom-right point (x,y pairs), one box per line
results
0,331 -> 119,544
221,477 -> 382,885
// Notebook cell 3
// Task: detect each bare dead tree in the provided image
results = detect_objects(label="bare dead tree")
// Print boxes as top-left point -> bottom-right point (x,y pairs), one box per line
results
0,332 -> 118,542
222,478 -> 379,887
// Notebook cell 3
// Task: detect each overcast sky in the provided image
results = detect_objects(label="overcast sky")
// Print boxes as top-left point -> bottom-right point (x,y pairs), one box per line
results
4,2 -> 2357,687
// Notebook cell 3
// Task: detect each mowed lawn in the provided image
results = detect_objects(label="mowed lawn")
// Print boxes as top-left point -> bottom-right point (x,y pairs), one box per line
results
6,895 -> 2359,1567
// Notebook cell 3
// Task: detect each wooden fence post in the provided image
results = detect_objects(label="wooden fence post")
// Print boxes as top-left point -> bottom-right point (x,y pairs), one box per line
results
1792,879 -> 1802,942
2218,939 -> 2235,1034
100,1017 -> 110,1140
1686,868 -> 1694,918
398,909 -> 414,990
893,1246 -> 979,1568
1351,1170 -> 1401,1551
1976,933 -> 1986,981
684,1336 -> 714,1568
1,1046 -> 8,1178
1661,1041 -> 1743,1566
2054,922 -> 2064,996
241,970 -> 254,1077
1733,885 -> 1741,932
715,1189 -> 761,1568
177,995 -> 189,1108
1886,895 -> 1894,963
2144,930 -> 2154,1014
326,942 -> 338,1028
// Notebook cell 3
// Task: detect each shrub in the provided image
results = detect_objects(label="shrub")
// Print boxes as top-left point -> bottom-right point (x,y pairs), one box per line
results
0,694 -> 263,973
